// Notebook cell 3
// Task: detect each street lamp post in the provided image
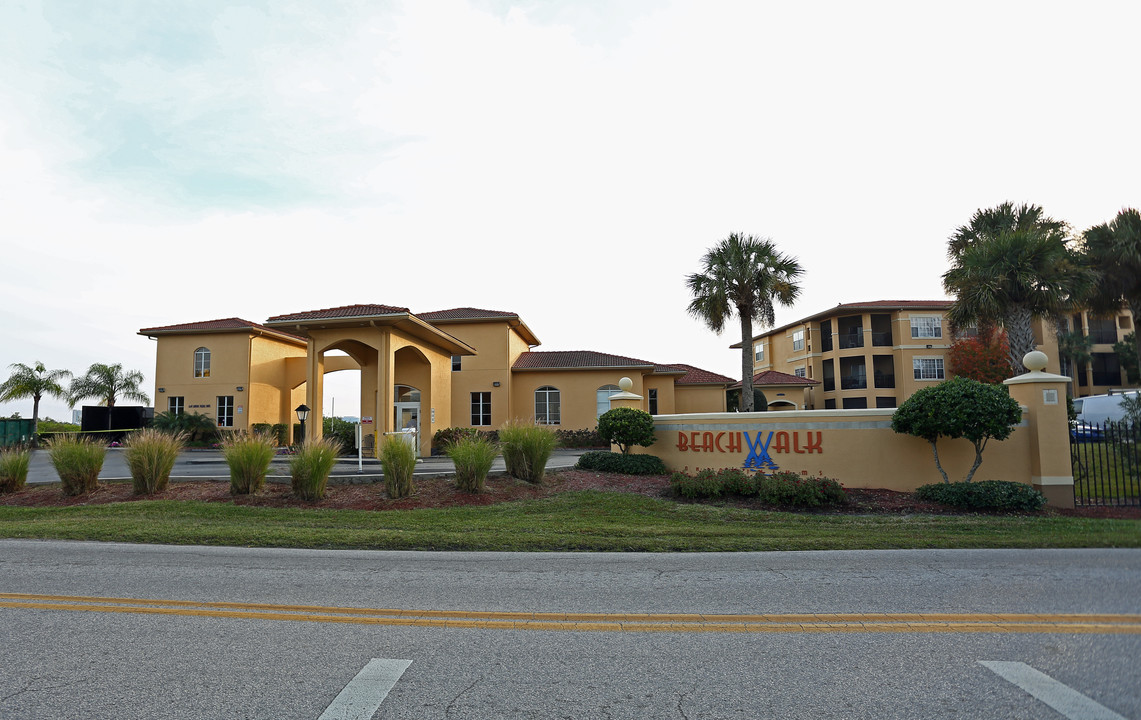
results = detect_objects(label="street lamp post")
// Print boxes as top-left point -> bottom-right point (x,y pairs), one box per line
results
295,404 -> 310,445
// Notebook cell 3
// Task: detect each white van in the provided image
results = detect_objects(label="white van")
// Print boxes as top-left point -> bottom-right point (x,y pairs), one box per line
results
1073,391 -> 1140,425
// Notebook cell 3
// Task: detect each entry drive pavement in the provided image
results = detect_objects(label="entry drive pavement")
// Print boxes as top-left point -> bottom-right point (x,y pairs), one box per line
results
24,447 -> 590,486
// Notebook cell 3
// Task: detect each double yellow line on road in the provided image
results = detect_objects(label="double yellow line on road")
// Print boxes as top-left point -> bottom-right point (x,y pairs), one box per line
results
2,592 -> 1139,635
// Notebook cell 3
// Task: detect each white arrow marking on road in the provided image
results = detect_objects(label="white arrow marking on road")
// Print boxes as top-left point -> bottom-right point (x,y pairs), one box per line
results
318,658 -> 412,720
979,661 -> 1127,720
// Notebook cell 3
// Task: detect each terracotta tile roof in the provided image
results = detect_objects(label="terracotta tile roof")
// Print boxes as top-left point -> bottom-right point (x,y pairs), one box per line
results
266,304 -> 410,322
418,307 -> 519,321
729,370 -> 819,388
138,318 -> 305,341
513,350 -> 658,370
667,363 -> 736,385
731,299 -> 954,347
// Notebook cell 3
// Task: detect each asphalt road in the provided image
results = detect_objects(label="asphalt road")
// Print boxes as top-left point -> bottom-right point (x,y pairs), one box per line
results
1,543 -> 1138,719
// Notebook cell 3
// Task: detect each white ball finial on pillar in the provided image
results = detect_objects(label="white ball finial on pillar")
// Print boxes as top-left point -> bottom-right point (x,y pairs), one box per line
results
1023,350 -> 1048,373
618,377 -> 633,392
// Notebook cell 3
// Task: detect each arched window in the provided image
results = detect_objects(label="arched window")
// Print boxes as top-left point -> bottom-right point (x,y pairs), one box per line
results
596,384 -> 622,417
535,386 -> 560,425
194,347 -> 211,378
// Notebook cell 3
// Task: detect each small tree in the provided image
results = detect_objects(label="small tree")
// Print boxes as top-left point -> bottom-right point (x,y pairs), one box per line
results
891,377 -> 1022,483
597,407 -> 656,455
946,327 -> 1010,385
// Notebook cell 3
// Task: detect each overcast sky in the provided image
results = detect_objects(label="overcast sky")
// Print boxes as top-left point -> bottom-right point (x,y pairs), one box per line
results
2,0 -> 1138,422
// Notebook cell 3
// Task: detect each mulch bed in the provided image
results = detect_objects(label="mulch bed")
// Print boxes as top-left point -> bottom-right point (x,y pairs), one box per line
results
2,471 -> 1138,519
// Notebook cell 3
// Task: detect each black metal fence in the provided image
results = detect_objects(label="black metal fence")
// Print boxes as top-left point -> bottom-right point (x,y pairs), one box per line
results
1071,421 -> 1140,506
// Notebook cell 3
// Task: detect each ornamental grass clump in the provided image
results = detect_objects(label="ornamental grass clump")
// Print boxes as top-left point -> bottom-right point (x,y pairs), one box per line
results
499,419 -> 556,484
380,434 -> 417,499
47,434 -> 104,496
447,435 -> 499,493
125,428 -> 185,495
222,432 -> 277,495
290,436 -> 342,501
0,448 -> 31,493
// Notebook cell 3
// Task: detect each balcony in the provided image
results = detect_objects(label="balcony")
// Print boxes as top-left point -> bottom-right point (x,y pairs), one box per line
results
841,375 -> 867,390
1092,371 -> 1121,386
838,332 -> 864,350
1090,330 -> 1119,344
873,371 -> 895,389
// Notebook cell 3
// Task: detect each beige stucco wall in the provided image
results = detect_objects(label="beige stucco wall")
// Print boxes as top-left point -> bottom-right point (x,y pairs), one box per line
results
441,322 -> 515,429
646,408 -> 1033,492
152,333 -> 254,429
674,385 -> 725,414
510,370 -> 649,430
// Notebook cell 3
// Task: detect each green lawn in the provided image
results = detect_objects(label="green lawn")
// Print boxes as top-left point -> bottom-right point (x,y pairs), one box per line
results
0,491 -> 1137,551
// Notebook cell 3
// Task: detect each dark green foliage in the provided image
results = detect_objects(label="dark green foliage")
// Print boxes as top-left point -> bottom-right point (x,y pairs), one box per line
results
669,468 -> 847,507
891,376 -> 1023,483
555,428 -> 605,449
575,451 -> 667,475
432,427 -> 496,454
153,411 -> 218,445
916,481 -> 1047,512
322,417 -> 357,452
596,408 -> 656,455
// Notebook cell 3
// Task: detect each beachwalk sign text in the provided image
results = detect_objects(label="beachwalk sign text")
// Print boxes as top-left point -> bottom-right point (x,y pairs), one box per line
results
675,430 -> 823,471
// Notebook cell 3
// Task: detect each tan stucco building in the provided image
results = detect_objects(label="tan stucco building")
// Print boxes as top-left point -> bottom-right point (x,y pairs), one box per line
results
737,300 -> 1137,410
139,305 -> 733,456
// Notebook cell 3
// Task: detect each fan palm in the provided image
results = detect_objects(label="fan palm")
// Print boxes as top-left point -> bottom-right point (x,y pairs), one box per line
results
68,363 -> 150,430
1082,208 -> 1141,370
0,362 -> 71,444
687,234 -> 802,412
943,204 -> 1090,373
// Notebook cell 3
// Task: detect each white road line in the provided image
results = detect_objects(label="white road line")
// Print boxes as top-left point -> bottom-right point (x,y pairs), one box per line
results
979,661 -> 1127,720
318,658 -> 412,720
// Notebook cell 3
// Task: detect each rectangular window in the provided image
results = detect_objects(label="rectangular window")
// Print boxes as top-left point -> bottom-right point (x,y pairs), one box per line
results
792,329 -> 805,351
754,344 -> 764,363
216,396 -> 234,427
910,316 -> 942,339
912,357 -> 945,380
794,367 -> 806,378
452,355 -> 461,371
842,397 -> 868,409
648,388 -> 658,415
875,396 -> 897,408
168,396 -> 184,415
470,392 -> 491,426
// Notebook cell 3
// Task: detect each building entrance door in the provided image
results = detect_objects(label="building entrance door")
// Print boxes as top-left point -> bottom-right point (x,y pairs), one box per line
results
393,385 -> 421,433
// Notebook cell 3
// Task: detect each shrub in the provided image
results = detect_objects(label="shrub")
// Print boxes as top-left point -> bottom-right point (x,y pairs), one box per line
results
125,428 -> 185,494
432,427 -> 483,454
290,436 -> 342,500
555,428 -> 606,449
47,434 -> 105,496
916,480 -> 1047,512
499,419 -> 557,484
380,434 -> 417,498
755,471 -> 847,508
597,408 -> 656,455
891,376 -> 1022,483
448,435 -> 500,493
670,469 -> 723,499
152,410 -> 217,445
0,448 -> 31,493
575,451 -> 667,475
222,432 -> 277,495
323,417 -> 358,452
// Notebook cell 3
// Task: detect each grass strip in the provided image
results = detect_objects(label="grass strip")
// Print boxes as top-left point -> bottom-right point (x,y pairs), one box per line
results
0,491 -> 1137,552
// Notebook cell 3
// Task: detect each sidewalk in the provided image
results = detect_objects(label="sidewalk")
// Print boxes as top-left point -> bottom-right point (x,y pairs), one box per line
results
24,447 -> 591,486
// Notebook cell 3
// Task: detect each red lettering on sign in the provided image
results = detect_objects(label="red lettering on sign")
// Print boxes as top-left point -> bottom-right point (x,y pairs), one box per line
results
701,432 -> 714,452
727,432 -> 741,453
714,432 -> 726,452
690,432 -> 702,451
804,432 -> 823,453
677,432 -> 689,451
773,431 -> 790,454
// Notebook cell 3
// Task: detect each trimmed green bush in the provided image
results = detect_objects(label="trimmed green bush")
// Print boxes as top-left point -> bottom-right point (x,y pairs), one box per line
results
47,434 -> 105,496
916,480 -> 1047,512
222,432 -> 276,495
447,435 -> 500,493
0,448 -> 31,492
575,451 -> 667,475
432,427 -> 484,455
499,419 -> 557,484
669,467 -> 847,507
125,428 -> 185,494
380,434 -> 417,499
597,408 -> 657,455
555,428 -> 606,449
322,417 -> 358,452
290,436 -> 342,500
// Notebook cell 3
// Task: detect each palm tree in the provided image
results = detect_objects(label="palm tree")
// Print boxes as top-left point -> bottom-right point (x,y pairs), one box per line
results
942,203 -> 1091,374
1082,208 -> 1141,371
687,233 -> 803,412
0,362 -> 71,444
68,363 -> 150,430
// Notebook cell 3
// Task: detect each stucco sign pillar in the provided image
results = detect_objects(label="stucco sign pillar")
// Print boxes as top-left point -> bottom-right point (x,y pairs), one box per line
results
1003,351 -> 1074,509
608,377 -> 644,411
